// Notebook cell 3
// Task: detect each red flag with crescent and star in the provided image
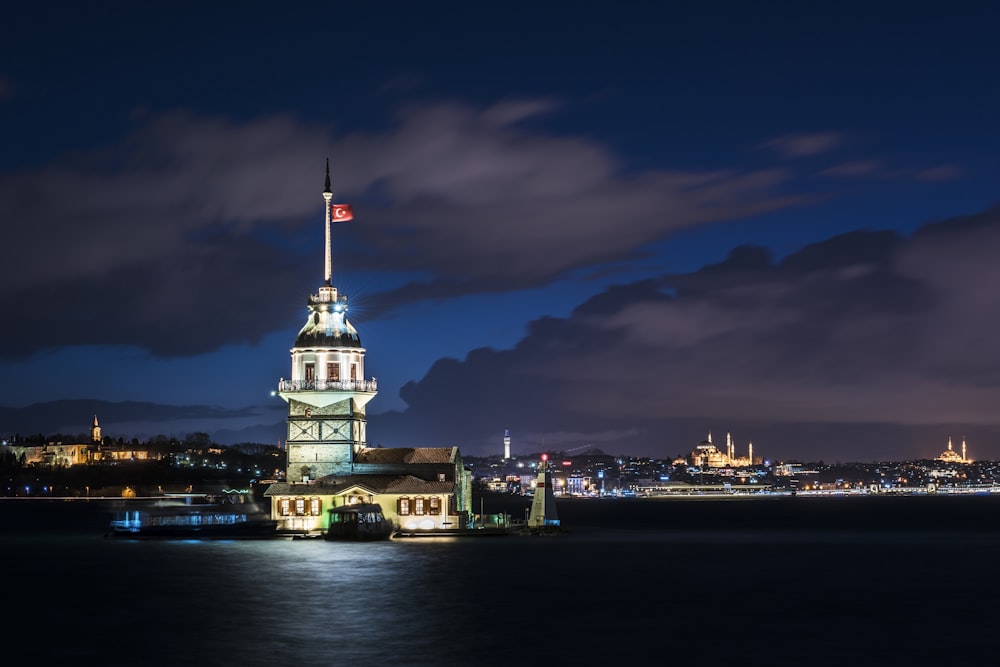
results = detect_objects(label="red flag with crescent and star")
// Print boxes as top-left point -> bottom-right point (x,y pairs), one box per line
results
331,203 -> 353,222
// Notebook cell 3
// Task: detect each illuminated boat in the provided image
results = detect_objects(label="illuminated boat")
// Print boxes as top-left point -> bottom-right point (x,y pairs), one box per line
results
325,502 -> 393,541
107,493 -> 278,539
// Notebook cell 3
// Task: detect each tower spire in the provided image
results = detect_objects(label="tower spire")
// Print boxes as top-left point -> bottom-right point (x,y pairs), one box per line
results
323,159 -> 334,284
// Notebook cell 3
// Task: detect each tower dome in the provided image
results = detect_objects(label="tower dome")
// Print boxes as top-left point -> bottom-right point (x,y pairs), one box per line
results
294,285 -> 362,348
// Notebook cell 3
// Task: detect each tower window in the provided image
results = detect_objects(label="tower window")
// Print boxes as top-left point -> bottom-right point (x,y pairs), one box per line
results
350,364 -> 357,381
305,363 -> 315,383
328,362 -> 339,381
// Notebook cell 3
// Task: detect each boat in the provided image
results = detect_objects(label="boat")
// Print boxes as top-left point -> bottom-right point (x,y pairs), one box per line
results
107,492 -> 278,539
324,502 -> 393,541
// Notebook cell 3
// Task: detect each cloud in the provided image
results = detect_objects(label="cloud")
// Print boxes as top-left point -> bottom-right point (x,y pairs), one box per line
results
0,100 -> 801,359
913,164 -> 963,182
0,399 -> 282,441
372,205 -> 1000,460
758,132 -> 845,158
819,159 -> 884,177
820,160 -> 964,182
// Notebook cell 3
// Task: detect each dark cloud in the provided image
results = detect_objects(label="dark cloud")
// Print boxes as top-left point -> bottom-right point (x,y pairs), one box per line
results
1,101 -> 801,359
0,399 -> 281,441
758,132 -> 845,158
820,159 -> 963,182
371,205 -> 1000,461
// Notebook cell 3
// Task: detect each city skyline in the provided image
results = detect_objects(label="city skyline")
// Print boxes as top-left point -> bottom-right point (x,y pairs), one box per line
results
2,3 -> 999,461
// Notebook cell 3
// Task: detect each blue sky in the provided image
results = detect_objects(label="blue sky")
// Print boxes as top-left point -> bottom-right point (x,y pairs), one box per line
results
1,1 -> 999,461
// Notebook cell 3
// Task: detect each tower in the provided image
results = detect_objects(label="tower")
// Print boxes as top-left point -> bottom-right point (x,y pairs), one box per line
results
276,161 -> 376,482
962,437 -> 967,462
503,428 -> 511,460
90,415 -> 102,443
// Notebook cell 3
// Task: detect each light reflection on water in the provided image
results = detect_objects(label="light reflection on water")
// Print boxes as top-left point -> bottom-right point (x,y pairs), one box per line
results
6,497 -> 1000,665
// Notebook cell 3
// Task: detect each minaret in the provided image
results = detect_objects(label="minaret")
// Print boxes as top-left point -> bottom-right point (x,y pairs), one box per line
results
748,441 -> 753,466
90,415 -> 102,443
726,432 -> 733,462
527,454 -> 560,529
962,437 -> 967,462
503,428 -> 511,460
276,162 -> 377,482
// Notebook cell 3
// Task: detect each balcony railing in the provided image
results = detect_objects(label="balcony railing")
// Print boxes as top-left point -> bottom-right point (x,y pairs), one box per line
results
278,378 -> 378,393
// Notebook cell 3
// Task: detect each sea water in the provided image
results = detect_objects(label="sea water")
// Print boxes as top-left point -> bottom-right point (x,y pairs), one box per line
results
2,495 -> 998,666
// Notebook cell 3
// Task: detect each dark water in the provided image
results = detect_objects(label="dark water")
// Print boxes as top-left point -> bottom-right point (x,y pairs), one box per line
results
3,495 -> 999,666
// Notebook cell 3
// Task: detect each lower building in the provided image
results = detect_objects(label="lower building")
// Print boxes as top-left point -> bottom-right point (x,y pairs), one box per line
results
264,446 -> 473,535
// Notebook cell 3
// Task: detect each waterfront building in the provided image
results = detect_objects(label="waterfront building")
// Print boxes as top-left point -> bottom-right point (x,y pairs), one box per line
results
6,440 -> 94,467
6,415 -> 110,466
264,162 -> 473,535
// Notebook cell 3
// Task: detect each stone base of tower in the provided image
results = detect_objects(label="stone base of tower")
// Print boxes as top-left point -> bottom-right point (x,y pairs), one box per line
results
282,396 -> 369,482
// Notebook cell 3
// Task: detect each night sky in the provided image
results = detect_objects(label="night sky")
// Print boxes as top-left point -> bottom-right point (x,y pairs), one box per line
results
2,2 -> 998,462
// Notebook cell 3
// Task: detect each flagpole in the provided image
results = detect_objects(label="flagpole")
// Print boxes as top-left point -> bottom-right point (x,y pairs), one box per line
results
323,158 -> 333,284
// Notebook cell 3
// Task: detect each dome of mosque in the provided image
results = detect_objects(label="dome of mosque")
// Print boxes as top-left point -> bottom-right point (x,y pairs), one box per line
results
937,448 -> 963,463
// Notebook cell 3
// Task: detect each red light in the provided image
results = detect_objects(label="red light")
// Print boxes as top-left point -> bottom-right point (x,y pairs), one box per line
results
541,453 -> 548,461
561,461 -> 571,466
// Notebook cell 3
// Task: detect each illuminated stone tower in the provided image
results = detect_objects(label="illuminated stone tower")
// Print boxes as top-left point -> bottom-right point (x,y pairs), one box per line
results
277,161 -> 377,482
90,415 -> 102,443
503,428 -> 511,460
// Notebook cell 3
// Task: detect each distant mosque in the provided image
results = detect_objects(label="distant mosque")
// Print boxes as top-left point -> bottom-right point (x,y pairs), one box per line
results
263,162 -> 473,535
687,431 -> 757,468
936,436 -> 970,464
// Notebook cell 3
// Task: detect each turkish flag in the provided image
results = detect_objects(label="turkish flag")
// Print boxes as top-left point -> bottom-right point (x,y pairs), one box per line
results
331,204 -> 354,222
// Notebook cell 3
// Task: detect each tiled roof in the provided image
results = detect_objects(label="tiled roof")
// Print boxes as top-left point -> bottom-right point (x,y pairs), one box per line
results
385,475 -> 455,494
354,446 -> 456,464
264,474 -> 455,496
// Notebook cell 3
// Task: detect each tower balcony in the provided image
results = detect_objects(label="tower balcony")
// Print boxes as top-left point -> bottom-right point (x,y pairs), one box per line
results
278,378 -> 377,393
